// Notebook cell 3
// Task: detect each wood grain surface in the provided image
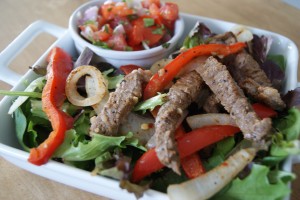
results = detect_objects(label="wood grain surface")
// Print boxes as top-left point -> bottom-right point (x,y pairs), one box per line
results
0,0 -> 299,200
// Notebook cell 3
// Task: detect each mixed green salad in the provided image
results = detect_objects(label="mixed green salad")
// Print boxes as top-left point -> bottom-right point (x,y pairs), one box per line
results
1,21 -> 300,200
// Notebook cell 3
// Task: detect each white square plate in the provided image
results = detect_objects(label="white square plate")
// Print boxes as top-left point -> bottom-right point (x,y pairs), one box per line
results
0,13 -> 299,200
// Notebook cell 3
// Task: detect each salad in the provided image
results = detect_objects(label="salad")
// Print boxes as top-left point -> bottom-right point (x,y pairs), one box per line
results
1,21 -> 300,200
77,0 -> 179,51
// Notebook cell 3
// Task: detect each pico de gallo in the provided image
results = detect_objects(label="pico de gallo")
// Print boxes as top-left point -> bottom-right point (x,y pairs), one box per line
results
77,0 -> 179,51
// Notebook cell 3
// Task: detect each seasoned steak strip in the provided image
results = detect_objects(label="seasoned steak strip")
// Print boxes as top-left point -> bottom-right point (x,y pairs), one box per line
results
229,52 -> 285,110
208,31 -> 237,45
203,93 -> 222,113
90,69 -> 152,136
202,31 -> 238,113
155,71 -> 203,174
197,56 -> 272,141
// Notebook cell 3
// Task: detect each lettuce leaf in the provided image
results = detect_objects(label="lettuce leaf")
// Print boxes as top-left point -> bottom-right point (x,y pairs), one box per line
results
204,137 -> 235,170
133,93 -> 168,114
14,107 -> 29,151
182,22 -> 213,49
274,107 -> 300,141
54,131 -> 145,161
218,164 -> 290,200
8,76 -> 46,114
102,68 -> 124,89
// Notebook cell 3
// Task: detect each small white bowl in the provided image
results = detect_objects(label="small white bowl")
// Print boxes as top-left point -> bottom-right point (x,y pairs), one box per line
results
68,0 -> 185,68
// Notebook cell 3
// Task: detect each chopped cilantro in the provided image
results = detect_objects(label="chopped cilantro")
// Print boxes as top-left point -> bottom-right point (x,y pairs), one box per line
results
102,24 -> 109,33
84,20 -> 96,25
143,18 -> 155,27
152,25 -> 165,35
162,43 -> 170,49
125,46 -> 133,51
92,41 -> 110,49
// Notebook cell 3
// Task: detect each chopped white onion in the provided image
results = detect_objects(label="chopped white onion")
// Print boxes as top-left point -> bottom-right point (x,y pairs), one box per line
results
150,58 -> 172,74
231,25 -> 253,42
119,112 -> 155,145
66,65 -> 107,107
186,113 -> 237,130
85,76 -> 109,114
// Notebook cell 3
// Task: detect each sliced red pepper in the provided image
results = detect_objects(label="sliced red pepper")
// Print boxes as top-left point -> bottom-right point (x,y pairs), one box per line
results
28,47 -> 74,165
131,148 -> 164,183
176,125 -> 205,179
131,125 -> 240,182
252,103 -> 278,119
119,64 -> 143,75
177,125 -> 240,158
181,153 -> 206,179
143,42 -> 246,100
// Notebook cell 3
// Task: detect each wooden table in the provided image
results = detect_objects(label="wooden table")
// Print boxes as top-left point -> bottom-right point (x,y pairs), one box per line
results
0,0 -> 299,199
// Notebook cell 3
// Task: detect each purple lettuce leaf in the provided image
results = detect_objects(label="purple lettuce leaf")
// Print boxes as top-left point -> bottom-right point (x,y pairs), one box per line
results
261,59 -> 285,91
251,34 -> 273,64
282,87 -> 300,108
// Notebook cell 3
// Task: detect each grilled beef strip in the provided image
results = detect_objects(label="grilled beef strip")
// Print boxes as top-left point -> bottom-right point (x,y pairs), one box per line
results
90,68 -> 152,136
201,31 -> 238,113
196,56 -> 272,141
208,31 -> 238,45
229,52 -> 285,110
203,93 -> 222,113
155,71 -> 204,174
208,31 -> 285,111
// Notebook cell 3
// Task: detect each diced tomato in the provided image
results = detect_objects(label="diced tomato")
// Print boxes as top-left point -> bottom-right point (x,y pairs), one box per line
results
82,0 -> 179,50
101,2 -> 134,20
143,26 -> 165,47
100,2 -> 116,20
141,0 -> 161,8
97,16 -> 106,28
107,32 -> 128,51
131,44 -> 144,51
160,2 -> 179,21
149,3 -> 161,19
128,23 -> 144,46
94,24 -> 113,41
120,64 -> 143,75
113,2 -> 135,17
130,17 -> 165,47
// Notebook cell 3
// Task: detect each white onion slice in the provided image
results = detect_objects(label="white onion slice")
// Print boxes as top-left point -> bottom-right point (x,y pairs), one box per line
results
85,76 -> 109,114
119,112 -> 155,146
167,148 -> 257,200
186,113 -> 237,130
150,58 -> 172,74
66,65 -> 107,106
230,25 -> 253,42
177,56 -> 208,77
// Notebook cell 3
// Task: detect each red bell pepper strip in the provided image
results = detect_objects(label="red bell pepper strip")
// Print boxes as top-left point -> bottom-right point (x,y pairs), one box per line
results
143,42 -> 246,100
131,125 -> 240,182
177,125 -> 240,158
181,153 -> 206,179
252,103 -> 278,119
176,125 -> 205,179
131,148 -> 164,183
119,64 -> 143,75
28,47 -> 74,165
